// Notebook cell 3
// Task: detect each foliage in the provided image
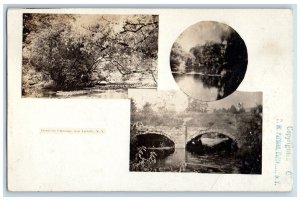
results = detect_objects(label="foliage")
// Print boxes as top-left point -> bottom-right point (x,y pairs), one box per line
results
22,14 -> 158,91
236,104 -> 262,174
130,146 -> 157,171
185,98 -> 208,113
132,101 -> 184,127
170,42 -> 190,72
142,102 -> 154,115
130,99 -> 138,115
170,24 -> 247,76
213,104 -> 246,114
190,42 -> 226,74
229,105 -> 238,114
170,24 -> 247,100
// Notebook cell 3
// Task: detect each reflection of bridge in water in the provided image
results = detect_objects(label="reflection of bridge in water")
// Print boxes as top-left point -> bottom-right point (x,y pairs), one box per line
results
134,126 -> 240,172
132,121 -> 244,172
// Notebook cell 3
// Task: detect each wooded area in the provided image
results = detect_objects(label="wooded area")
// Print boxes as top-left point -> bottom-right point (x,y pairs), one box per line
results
22,14 -> 158,96
170,22 -> 248,101
170,25 -> 247,76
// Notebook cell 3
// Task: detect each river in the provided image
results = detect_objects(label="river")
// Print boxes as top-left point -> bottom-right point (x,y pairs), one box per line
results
155,148 -> 241,173
26,88 -> 128,98
172,73 -> 222,101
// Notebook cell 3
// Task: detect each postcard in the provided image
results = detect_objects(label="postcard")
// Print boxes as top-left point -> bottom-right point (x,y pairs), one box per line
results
7,8 -> 294,191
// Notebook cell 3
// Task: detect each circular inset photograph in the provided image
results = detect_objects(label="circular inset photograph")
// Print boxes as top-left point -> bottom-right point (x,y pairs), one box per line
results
170,21 -> 248,101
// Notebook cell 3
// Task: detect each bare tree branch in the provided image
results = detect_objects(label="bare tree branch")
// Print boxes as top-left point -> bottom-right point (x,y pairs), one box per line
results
120,21 -> 158,34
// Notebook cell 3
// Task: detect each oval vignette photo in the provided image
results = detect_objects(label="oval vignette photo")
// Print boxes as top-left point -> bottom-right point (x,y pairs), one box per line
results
170,21 -> 248,101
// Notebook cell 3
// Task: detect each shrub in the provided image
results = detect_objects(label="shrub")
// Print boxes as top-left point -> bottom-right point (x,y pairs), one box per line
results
130,146 -> 157,171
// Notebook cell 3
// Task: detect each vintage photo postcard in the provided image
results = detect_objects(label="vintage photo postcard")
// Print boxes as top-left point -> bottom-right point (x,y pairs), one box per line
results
7,8 -> 294,192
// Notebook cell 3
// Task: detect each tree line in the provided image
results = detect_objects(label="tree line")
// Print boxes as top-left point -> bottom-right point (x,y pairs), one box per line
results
170,30 -> 247,77
130,97 -> 260,124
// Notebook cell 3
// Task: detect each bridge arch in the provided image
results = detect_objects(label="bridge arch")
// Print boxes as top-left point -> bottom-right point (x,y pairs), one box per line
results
135,131 -> 175,148
186,131 -> 238,155
131,131 -> 175,158
187,129 -> 237,144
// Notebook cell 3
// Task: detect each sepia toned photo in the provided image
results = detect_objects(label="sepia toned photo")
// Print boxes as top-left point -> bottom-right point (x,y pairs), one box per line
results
129,89 -> 262,174
22,14 -> 158,98
170,21 -> 248,101
8,8 -> 293,192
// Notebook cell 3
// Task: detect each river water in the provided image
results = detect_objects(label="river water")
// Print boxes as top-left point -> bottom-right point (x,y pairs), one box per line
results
35,88 -> 127,98
172,73 -> 221,101
155,148 -> 241,173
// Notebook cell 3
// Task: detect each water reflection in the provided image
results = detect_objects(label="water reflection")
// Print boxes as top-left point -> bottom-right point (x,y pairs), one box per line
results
172,73 -> 242,101
23,87 -> 127,99
170,21 -> 248,101
155,148 -> 241,173
173,73 -> 219,101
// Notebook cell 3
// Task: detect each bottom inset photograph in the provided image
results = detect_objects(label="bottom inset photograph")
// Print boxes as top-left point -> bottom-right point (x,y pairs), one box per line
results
129,89 -> 262,174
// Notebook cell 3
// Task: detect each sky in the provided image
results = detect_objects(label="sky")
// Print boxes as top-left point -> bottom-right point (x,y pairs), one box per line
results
176,21 -> 234,52
209,91 -> 262,110
128,89 -> 188,112
128,89 -> 262,112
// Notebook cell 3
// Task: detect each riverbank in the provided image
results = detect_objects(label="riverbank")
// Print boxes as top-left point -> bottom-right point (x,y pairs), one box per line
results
22,86 -> 128,99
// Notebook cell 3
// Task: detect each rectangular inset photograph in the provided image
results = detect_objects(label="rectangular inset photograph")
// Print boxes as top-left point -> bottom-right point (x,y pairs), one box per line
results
129,89 -> 262,174
22,14 -> 158,98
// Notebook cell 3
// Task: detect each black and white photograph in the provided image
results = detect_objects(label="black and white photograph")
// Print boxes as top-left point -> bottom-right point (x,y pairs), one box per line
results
22,14 -> 158,98
170,21 -> 248,101
7,8 -> 294,192
129,89 -> 262,174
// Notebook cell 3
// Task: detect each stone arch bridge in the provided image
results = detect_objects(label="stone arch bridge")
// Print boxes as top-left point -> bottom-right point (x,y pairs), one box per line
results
133,123 -> 239,149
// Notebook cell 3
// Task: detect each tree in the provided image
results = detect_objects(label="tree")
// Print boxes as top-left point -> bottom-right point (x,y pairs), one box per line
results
23,14 -> 94,89
130,99 -> 139,124
238,104 -> 262,174
170,42 -> 188,72
23,14 -> 159,91
229,105 -> 238,114
186,98 -> 208,113
82,15 -> 158,83
237,102 -> 245,113
190,42 -> 225,74
130,99 -> 138,115
142,102 -> 154,115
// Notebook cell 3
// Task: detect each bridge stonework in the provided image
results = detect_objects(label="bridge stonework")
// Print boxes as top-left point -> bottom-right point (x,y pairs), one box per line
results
139,125 -> 239,149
